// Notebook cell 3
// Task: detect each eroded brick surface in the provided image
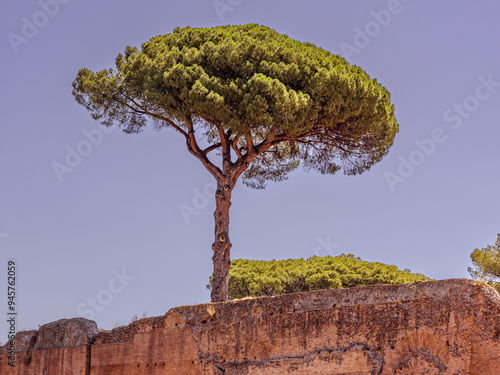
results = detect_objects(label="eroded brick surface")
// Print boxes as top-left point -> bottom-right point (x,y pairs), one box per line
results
1,279 -> 499,374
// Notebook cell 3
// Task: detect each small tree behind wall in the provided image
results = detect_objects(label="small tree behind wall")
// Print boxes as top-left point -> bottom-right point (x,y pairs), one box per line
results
469,234 -> 500,293
72,24 -> 399,302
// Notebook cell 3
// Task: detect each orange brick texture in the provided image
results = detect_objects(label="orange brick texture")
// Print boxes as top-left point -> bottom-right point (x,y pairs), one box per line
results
1,279 -> 499,374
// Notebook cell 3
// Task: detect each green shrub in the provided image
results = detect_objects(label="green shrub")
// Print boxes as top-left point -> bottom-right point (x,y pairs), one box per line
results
208,254 -> 432,300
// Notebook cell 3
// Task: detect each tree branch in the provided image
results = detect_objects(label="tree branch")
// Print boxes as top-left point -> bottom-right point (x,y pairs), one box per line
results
215,123 -> 232,171
244,133 -> 256,155
119,93 -> 188,138
203,143 -> 222,155
231,136 -> 243,159
185,115 -> 223,180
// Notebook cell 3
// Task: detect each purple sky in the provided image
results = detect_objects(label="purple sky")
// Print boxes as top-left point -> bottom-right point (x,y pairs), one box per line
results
1,0 -> 500,340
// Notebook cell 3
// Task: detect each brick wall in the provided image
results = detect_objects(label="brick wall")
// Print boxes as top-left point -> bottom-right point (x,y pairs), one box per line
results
1,279 -> 499,374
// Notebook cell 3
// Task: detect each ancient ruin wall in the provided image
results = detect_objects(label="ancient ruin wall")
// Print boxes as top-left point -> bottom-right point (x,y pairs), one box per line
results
1,279 -> 500,374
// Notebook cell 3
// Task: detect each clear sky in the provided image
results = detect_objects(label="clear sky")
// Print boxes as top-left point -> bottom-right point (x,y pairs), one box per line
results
1,0 -> 500,341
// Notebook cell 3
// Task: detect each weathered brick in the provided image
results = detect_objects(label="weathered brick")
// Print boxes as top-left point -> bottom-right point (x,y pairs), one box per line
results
1,279 -> 499,374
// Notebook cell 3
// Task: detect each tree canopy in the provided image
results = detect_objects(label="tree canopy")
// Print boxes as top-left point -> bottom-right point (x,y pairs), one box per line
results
73,24 -> 398,188
207,254 -> 431,300
72,24 -> 399,302
469,234 -> 500,293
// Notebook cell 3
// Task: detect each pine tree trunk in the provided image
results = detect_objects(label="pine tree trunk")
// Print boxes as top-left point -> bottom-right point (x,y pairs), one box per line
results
210,179 -> 232,302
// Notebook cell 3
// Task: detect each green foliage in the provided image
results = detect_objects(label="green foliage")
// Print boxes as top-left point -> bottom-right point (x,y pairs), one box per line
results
207,254 -> 431,300
24,352 -> 32,365
72,24 -> 398,188
469,234 -> 500,293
